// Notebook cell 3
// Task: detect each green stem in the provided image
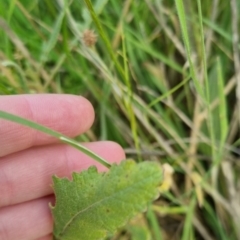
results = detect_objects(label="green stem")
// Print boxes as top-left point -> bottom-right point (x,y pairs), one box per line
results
0,110 -> 111,168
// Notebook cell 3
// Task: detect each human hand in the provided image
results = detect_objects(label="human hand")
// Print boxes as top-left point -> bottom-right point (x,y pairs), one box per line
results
0,94 -> 125,240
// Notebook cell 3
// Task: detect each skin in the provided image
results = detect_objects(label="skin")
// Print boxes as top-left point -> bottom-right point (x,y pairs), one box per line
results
0,94 -> 125,240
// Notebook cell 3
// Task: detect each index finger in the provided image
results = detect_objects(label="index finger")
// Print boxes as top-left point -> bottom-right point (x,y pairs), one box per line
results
0,94 -> 94,157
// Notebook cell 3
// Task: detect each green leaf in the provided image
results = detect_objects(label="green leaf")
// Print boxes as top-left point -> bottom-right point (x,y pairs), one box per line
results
40,10 -> 65,63
82,0 -> 109,27
51,160 -> 162,240
0,110 -> 111,168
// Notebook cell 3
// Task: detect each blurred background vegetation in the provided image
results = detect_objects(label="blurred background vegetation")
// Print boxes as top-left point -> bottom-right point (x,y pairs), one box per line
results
0,0 -> 240,239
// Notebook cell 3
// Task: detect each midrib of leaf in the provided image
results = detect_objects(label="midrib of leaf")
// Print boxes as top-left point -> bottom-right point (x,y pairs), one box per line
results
59,170 -> 160,236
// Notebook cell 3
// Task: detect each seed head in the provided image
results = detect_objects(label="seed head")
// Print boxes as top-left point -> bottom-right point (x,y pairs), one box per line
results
83,29 -> 97,47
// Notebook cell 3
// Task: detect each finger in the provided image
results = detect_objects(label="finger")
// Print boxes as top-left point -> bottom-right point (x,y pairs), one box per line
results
0,196 -> 53,240
34,234 -> 52,240
0,94 -> 94,157
0,141 -> 125,208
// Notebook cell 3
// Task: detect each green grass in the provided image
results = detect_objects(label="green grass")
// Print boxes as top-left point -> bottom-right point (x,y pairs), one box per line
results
0,0 -> 240,239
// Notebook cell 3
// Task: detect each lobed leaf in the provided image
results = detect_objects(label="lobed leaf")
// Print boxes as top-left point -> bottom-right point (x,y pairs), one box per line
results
51,160 -> 162,240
